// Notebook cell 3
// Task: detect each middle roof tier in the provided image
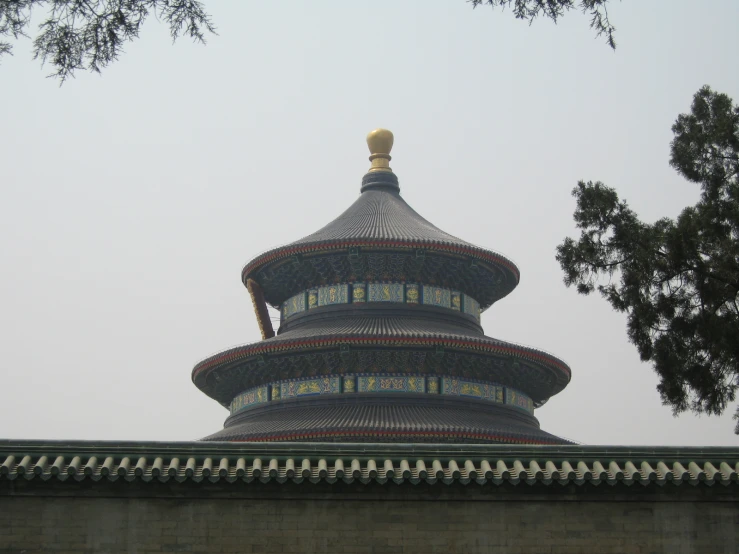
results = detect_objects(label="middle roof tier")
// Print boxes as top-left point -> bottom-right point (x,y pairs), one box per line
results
192,302 -> 571,409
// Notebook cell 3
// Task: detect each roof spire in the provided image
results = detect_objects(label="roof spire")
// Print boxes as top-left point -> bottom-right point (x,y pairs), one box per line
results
366,129 -> 394,173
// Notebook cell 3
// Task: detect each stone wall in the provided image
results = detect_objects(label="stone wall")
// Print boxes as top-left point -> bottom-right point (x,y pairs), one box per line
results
1,481 -> 737,553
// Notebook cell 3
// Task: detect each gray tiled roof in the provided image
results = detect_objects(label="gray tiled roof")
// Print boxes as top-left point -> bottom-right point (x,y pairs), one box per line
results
192,315 -> 571,405
203,400 -> 570,444
194,313 -> 571,371
2,440 -> 737,488
240,186 -> 521,308
291,190 -> 487,247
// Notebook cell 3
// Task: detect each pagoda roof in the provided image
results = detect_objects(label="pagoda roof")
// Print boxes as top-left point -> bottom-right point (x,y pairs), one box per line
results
275,180 -> 481,247
201,398 -> 571,444
192,313 -> 571,405
192,130 -> 573,446
241,172 -> 520,309
2,440 -> 737,489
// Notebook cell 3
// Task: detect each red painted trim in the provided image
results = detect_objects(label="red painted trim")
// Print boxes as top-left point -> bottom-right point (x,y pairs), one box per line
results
241,239 -> 520,283
222,429 -> 564,445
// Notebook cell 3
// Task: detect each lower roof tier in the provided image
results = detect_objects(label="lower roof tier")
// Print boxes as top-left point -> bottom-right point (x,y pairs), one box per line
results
192,310 -> 571,407
200,394 -> 571,445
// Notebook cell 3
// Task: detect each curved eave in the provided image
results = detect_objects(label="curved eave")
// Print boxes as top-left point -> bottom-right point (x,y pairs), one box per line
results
192,335 -> 571,393
205,394 -> 569,444
206,429 -> 568,446
241,238 -> 520,289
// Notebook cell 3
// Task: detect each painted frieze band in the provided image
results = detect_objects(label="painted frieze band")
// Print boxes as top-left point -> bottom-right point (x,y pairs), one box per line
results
280,376 -> 340,398
229,385 -> 268,414
281,282 -> 480,322
442,377 -> 503,403
357,374 -> 425,393
229,375 -> 533,416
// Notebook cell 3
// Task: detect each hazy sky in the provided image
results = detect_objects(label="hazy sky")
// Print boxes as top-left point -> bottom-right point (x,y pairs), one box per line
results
2,0 -> 738,446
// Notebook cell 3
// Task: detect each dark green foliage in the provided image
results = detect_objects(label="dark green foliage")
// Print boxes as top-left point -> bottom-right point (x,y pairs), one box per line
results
0,0 -> 215,81
557,86 -> 739,432
470,0 -> 617,49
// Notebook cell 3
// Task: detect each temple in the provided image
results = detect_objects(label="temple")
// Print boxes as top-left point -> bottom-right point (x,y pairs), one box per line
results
2,129 -> 737,554
193,129 -> 571,444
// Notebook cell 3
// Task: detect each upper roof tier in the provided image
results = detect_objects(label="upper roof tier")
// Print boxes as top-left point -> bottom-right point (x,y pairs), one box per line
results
241,130 -> 520,310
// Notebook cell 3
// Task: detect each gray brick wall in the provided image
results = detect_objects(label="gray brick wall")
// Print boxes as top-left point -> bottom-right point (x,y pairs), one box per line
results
1,492 -> 737,554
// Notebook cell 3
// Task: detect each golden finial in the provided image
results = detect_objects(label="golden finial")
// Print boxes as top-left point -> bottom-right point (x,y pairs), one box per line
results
366,128 -> 394,172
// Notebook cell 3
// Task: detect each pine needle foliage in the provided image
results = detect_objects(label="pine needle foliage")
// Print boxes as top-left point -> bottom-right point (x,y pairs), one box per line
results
0,0 -> 215,81
2,1 -> 618,81
470,0 -> 617,49
557,86 -> 739,433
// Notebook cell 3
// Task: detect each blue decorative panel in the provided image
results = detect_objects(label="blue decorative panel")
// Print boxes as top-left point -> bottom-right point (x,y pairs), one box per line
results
282,283 -> 479,320
506,388 -> 534,413
283,292 -> 306,318
307,288 -> 318,310
406,283 -> 420,304
357,375 -> 377,392
351,282 -> 366,303
358,375 -> 425,393
463,295 -> 480,320
318,284 -> 349,307
280,376 -> 340,399
229,374 -> 525,416
442,378 -> 503,404
368,283 -> 404,303
230,385 -> 268,414
423,286 -> 451,308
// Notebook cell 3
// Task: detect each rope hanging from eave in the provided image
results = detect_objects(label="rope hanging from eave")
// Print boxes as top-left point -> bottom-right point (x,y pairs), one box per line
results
246,279 -> 275,339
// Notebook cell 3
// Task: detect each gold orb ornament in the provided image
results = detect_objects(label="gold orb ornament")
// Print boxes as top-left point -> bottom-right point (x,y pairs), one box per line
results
366,128 -> 394,172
